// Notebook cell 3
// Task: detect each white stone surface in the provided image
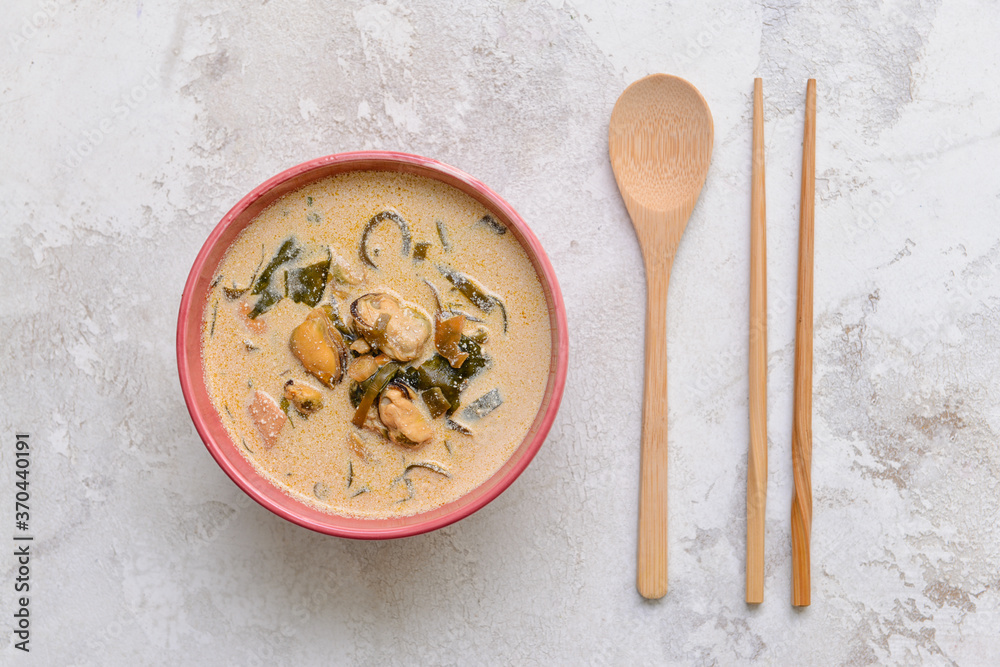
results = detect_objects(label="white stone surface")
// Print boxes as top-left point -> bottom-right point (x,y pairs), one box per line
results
2,0 -> 999,664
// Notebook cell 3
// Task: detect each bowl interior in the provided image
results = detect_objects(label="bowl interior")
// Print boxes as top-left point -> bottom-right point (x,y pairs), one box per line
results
177,152 -> 567,539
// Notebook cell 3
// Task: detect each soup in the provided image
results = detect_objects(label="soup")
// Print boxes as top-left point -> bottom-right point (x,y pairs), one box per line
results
201,171 -> 551,518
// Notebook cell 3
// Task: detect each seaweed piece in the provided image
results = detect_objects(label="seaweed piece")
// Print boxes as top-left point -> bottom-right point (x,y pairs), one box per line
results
359,211 -> 412,269
461,388 -> 503,420
395,477 -> 415,503
437,265 -> 508,333
477,214 -> 507,235
306,196 -> 314,206
405,462 -> 450,477
422,387 -> 451,419
412,241 -> 431,261
326,301 -> 358,343
349,380 -> 366,409
444,419 -> 472,435
351,362 -> 400,427
209,300 -> 218,336
248,288 -> 282,319
223,246 -> 266,299
394,366 -> 421,389
415,360 -> 461,410
347,460 -> 353,488
287,252 -> 331,307
453,335 -> 489,378
278,397 -> 296,428
405,336 -> 489,414
247,238 -> 302,318
252,237 -> 301,295
449,309 -> 484,323
351,487 -> 369,497
495,301 -> 509,334
435,219 -> 452,252
306,212 -> 322,224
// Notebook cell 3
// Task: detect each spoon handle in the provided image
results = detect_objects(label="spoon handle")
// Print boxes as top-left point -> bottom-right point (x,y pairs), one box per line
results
792,79 -> 816,607
637,260 -> 670,599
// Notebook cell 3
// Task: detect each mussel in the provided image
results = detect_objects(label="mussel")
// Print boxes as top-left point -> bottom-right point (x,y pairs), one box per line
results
378,382 -> 433,447
289,306 -> 348,387
350,293 -> 430,362
283,379 -> 324,415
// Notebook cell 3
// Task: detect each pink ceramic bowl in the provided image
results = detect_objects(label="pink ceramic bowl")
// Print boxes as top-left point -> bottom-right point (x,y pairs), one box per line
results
177,151 -> 568,539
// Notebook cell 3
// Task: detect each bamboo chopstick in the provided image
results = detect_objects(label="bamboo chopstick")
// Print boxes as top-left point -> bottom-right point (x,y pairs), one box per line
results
747,77 -> 767,605
791,78 -> 816,607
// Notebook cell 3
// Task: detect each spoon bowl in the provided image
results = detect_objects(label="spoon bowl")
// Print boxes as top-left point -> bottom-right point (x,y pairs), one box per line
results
609,74 -> 713,599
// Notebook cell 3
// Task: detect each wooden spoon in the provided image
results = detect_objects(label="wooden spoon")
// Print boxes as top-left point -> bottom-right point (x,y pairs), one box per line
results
609,74 -> 714,599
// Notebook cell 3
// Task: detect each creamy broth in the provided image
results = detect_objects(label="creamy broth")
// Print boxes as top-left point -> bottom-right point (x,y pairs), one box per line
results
201,171 -> 550,518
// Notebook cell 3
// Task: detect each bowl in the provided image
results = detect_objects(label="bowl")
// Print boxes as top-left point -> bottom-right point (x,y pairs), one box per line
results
176,151 -> 568,539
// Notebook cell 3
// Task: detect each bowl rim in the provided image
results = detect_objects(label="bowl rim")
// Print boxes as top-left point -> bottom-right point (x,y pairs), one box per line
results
176,150 -> 568,539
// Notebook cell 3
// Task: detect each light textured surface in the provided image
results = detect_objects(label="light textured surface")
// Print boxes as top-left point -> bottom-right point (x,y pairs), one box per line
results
2,0 -> 999,664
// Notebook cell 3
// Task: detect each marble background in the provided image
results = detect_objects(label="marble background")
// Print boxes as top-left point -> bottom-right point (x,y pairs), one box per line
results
2,0 -> 998,664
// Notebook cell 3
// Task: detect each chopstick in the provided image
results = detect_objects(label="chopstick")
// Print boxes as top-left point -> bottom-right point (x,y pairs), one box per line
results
746,77 -> 767,605
791,79 -> 816,607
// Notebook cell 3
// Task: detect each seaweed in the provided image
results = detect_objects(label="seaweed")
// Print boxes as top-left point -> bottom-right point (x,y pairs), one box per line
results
252,237 -> 301,295
278,397 -> 296,428
402,336 -> 489,415
421,387 -> 451,419
351,362 -> 400,427
247,238 -> 302,318
325,301 -> 358,343
437,265 -> 508,333
223,245 -> 265,299
405,462 -> 450,477
444,419 -> 472,435
435,219 -> 452,252
248,287 -> 282,319
477,214 -> 507,235
461,388 -> 503,420
209,300 -> 218,336
287,251 -> 331,307
359,210 -> 412,269
412,241 -> 431,261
